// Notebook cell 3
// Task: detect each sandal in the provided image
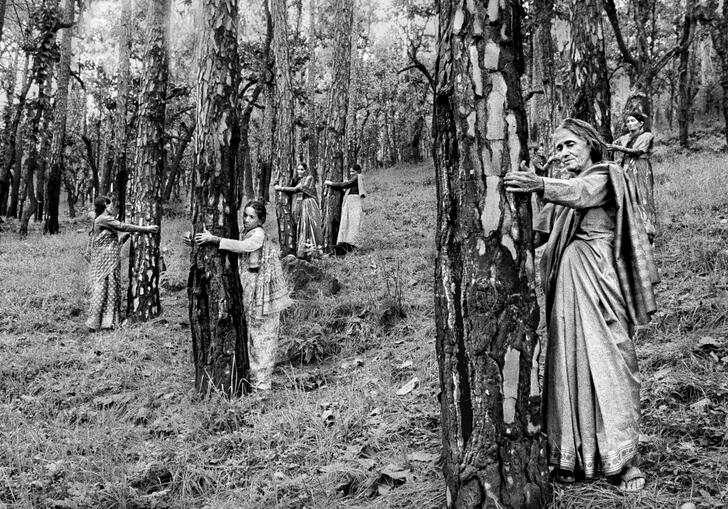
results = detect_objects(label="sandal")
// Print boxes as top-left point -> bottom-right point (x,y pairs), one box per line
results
617,466 -> 645,493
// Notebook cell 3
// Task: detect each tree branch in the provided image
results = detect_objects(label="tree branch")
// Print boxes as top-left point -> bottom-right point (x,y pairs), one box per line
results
604,0 -> 639,69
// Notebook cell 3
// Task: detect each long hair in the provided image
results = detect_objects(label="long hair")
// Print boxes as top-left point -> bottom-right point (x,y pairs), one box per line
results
557,118 -> 606,163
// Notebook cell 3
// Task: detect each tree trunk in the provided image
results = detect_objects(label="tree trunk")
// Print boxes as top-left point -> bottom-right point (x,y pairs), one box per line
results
569,0 -> 612,142
0,0 -> 6,45
433,0 -> 551,507
188,0 -> 248,396
113,0 -> 132,220
321,0 -> 353,252
126,0 -> 169,322
44,0 -> 74,234
257,81 -> 276,202
18,153 -> 36,236
306,0 -> 318,179
0,55 -> 32,216
678,1 -> 696,147
530,0 -> 556,149
238,88 -> 261,205
7,122 -> 26,217
163,120 -> 194,202
272,0 -> 296,256
709,0 -> 728,145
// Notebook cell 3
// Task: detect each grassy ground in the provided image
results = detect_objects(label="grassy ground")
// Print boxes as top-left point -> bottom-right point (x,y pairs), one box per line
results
0,140 -> 727,508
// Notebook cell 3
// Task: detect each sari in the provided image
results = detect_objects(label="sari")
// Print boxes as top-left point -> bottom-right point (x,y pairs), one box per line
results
614,131 -> 656,241
535,163 -> 657,477
291,175 -> 323,258
85,217 -> 123,330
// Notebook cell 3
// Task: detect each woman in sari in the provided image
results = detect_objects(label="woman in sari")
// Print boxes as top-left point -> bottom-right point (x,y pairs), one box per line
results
274,163 -> 322,259
607,112 -> 657,242
85,196 -> 159,331
504,118 -> 658,493
325,162 -> 366,253
194,200 -> 291,391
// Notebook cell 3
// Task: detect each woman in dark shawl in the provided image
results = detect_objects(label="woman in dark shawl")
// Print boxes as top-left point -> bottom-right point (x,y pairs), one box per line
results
505,118 -> 658,493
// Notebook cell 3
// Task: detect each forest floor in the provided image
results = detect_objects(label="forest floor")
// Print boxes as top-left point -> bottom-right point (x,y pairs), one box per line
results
1,134 -> 728,509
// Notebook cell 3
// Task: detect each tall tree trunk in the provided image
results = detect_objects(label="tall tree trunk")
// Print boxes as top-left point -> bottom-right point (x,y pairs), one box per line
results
113,0 -> 132,220
188,0 -> 248,396
126,0 -> 169,322
433,0 -> 551,507
7,123 -> 25,217
345,33 -> 359,169
256,0 -> 275,203
709,0 -> 728,145
272,0 -> 296,256
678,0 -> 697,147
569,0 -> 612,142
306,0 -> 318,179
18,153 -> 36,235
530,0 -> 556,148
0,0 -> 6,45
44,0 -> 74,234
321,0 -> 353,252
238,88 -> 261,205
0,54 -> 32,216
163,120 -> 194,202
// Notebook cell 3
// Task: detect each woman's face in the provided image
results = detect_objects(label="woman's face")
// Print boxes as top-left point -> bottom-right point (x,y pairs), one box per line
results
553,128 -> 592,173
625,116 -> 642,133
105,201 -> 115,216
242,206 -> 261,231
296,166 -> 306,178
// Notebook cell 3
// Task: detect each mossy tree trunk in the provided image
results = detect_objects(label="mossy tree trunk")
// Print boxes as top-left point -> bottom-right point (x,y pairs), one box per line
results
320,0 -> 353,252
569,0 -> 612,142
126,0 -> 169,322
188,0 -> 248,396
272,0 -> 296,256
433,0 -> 551,507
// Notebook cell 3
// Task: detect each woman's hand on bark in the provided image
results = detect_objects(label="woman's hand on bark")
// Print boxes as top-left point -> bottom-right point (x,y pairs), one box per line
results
504,167 -> 544,193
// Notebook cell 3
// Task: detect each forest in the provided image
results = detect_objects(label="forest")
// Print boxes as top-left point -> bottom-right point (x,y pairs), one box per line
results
1,0 -> 728,507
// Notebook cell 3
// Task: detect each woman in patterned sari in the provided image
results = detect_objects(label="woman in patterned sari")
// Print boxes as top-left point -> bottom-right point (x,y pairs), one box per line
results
194,200 -> 291,391
505,118 -> 658,493
85,196 -> 159,331
275,163 -> 322,259
608,112 -> 657,243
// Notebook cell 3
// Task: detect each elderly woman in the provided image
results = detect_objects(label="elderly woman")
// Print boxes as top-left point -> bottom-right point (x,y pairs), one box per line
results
274,162 -> 322,259
505,118 -> 658,493
85,196 -> 159,331
194,200 -> 291,391
607,112 -> 657,242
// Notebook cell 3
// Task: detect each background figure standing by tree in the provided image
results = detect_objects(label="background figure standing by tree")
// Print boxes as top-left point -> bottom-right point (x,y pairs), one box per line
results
324,162 -> 365,254
608,112 -> 657,243
85,196 -> 159,331
274,162 -> 322,259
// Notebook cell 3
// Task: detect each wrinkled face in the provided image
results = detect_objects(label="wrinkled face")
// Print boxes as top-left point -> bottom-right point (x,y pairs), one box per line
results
625,116 -> 642,132
242,206 -> 261,231
553,128 -> 592,173
296,165 -> 306,178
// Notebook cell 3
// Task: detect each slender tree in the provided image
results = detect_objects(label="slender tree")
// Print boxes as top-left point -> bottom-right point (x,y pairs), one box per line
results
272,0 -> 296,255
126,0 -> 169,321
256,0 -> 276,202
677,0 -> 698,147
569,0 -> 612,142
44,0 -> 74,234
320,0 -> 354,252
188,0 -> 248,395
305,0 -> 318,179
708,0 -> 728,144
432,0 -> 550,506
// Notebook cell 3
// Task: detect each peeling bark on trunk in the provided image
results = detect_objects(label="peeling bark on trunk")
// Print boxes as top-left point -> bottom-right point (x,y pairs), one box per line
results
272,0 -> 296,256
126,0 -> 169,322
188,0 -> 248,396
113,0 -> 131,220
321,0 -> 353,252
569,0 -> 612,142
44,0 -> 74,234
433,0 -> 551,507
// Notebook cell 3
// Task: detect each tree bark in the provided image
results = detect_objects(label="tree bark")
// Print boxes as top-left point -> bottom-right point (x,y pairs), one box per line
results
321,0 -> 353,252
678,0 -> 697,147
44,0 -> 74,234
305,0 -> 318,179
433,0 -> 551,507
188,0 -> 248,396
272,0 -> 297,256
529,0 -> 556,148
113,0 -> 132,220
569,0 -> 612,142
163,119 -> 194,202
709,0 -> 728,145
126,0 -> 169,322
